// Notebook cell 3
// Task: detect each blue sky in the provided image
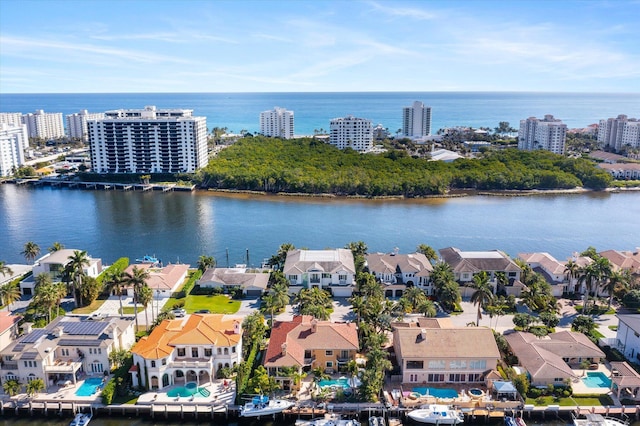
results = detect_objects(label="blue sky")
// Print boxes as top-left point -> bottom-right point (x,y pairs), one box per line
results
1,0 -> 639,93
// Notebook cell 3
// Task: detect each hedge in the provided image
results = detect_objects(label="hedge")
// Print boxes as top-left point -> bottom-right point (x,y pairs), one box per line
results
96,257 -> 130,287
235,340 -> 260,404
172,270 -> 202,299
102,356 -> 133,405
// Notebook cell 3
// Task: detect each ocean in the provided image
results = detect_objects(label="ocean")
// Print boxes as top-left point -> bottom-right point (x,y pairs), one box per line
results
0,92 -> 638,136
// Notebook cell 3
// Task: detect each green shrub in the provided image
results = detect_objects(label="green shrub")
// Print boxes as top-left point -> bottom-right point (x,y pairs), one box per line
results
172,300 -> 185,309
183,270 -> 202,295
102,356 -> 133,405
97,257 -> 130,287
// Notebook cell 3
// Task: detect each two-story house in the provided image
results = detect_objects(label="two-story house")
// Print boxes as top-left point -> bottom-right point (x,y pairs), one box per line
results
130,314 -> 242,390
264,315 -> 359,391
518,252 -> 570,297
366,252 -> 433,298
0,311 -> 21,352
198,266 -> 269,297
439,247 -> 522,297
614,315 -> 640,363
20,249 -> 103,296
393,318 -> 501,385
0,315 -> 134,391
283,249 -> 356,297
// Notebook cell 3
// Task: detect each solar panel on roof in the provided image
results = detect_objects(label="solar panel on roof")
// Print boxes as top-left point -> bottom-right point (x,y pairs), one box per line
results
58,339 -> 101,347
21,329 -> 48,343
21,352 -> 38,360
13,344 -> 25,352
62,321 -> 108,335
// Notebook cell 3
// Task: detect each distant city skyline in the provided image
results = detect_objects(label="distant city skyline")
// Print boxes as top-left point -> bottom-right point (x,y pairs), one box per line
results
0,0 -> 639,94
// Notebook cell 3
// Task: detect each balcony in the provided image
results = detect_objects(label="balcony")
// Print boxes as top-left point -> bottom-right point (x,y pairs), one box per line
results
168,358 -> 213,370
44,358 -> 82,373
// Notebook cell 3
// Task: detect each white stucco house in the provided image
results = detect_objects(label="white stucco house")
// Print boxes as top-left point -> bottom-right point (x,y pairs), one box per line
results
283,249 -> 356,297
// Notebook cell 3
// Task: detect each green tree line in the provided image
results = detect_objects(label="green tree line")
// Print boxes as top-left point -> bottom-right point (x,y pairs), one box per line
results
199,137 -> 611,196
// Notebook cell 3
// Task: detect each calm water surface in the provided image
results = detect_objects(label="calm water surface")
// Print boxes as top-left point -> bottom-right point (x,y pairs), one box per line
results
0,185 -> 638,266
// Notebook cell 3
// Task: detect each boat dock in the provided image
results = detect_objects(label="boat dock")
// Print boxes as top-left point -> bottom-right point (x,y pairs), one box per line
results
7,178 -> 195,192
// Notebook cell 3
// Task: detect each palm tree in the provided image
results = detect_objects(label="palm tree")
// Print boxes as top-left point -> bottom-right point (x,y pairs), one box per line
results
0,261 -> 13,278
417,244 -> 438,263
21,241 -> 40,264
0,282 -> 21,310
26,378 -> 44,398
48,242 -> 64,253
104,269 -> 127,317
138,284 -> 153,331
197,255 -> 216,273
403,286 -> 427,313
564,259 -> 580,292
66,250 -> 90,308
261,292 -> 278,328
470,271 -> 494,327
418,299 -> 437,317
34,273 -> 56,322
603,269 -> 630,308
2,379 -> 21,396
125,266 -> 150,333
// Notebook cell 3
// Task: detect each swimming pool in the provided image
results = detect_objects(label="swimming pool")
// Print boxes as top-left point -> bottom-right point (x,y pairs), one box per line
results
413,387 -> 459,398
75,377 -> 103,397
167,382 -> 209,398
318,378 -> 350,389
582,371 -> 612,388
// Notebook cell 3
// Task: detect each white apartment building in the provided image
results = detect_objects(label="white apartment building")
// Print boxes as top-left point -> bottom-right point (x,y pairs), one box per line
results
329,115 -> 373,152
402,101 -> 432,137
22,110 -> 65,140
518,115 -> 567,155
66,110 -> 106,141
259,107 -> 294,139
0,113 -> 24,127
0,124 -> 28,177
598,115 -> 640,150
88,106 -> 208,174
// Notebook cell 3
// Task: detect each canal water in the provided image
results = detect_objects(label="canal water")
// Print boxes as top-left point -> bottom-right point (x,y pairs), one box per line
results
1,185 -> 639,266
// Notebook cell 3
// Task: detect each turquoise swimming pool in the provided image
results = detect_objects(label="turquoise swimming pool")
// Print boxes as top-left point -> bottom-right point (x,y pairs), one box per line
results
167,382 -> 209,397
318,378 -> 350,389
412,387 -> 459,398
75,377 -> 103,397
582,371 -> 611,388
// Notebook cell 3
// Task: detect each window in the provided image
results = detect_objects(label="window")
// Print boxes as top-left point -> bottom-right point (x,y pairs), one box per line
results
162,359 -> 166,365
449,360 -> 467,369
428,374 -> 445,382
177,348 -> 185,357
61,348 -> 69,356
326,361 -> 333,368
192,348 -> 198,357
554,378 -> 563,382
338,274 -> 347,282
204,349 -> 212,357
326,350 -> 333,356
428,360 -> 445,369
151,361 -> 156,368
322,273 -> 331,278
406,361 -> 424,369
232,347 -> 236,353
469,360 -> 486,370
304,350 -> 312,359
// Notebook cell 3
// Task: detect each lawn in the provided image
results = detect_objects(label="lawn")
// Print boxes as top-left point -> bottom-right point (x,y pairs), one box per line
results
73,299 -> 106,314
170,295 -> 240,314
526,395 -> 613,406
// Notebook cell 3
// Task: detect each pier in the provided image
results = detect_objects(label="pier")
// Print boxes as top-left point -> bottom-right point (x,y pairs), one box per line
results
6,178 -> 195,192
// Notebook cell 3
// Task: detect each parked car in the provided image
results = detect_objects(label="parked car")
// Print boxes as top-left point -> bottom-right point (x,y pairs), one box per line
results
195,309 -> 210,314
172,308 -> 186,318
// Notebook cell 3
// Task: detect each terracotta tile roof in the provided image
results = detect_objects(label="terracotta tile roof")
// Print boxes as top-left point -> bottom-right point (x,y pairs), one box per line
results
264,315 -> 359,368
600,250 -> 640,274
0,311 -> 20,335
131,314 -> 241,360
124,263 -> 189,291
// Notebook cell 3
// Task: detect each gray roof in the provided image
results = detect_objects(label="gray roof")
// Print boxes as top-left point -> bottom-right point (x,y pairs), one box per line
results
199,267 -> 269,291
366,252 -> 433,277
617,314 -> 640,333
439,247 -> 521,274
283,249 -> 355,275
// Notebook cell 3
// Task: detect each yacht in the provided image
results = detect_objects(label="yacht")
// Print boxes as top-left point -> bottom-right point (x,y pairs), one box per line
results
295,413 -> 361,426
239,395 -> 294,417
69,413 -> 92,426
572,413 -> 629,426
407,404 -> 464,425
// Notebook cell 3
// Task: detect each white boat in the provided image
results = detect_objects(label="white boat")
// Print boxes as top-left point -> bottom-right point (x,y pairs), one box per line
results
295,413 -> 361,426
239,395 -> 294,417
369,417 -> 386,426
505,416 -> 525,426
407,404 -> 464,425
572,413 -> 629,426
69,413 -> 92,426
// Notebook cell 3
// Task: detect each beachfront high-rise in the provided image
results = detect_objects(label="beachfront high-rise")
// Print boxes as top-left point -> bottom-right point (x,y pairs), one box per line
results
402,101 -> 432,137
66,110 -> 106,141
0,124 -> 28,177
518,115 -> 567,155
259,107 -> 294,139
87,106 -> 208,174
329,115 -> 373,152
22,110 -> 65,140
0,113 -> 24,127
598,115 -> 640,150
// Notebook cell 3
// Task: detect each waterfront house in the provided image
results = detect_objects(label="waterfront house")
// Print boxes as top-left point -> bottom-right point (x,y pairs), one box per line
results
130,314 -> 241,390
0,315 -> 134,391
198,266 -> 269,297
263,315 -> 359,390
392,318 -> 501,385
123,263 -> 189,299
365,251 -> 433,297
599,249 -> 640,276
439,247 -> 522,297
20,249 -> 103,296
518,252 -> 570,297
0,311 -> 21,352
613,315 -> 640,362
283,249 -> 356,297
504,331 -> 604,387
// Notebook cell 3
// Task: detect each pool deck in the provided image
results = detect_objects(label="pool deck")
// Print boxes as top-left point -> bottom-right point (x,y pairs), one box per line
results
136,379 -> 236,407
571,364 -> 614,395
